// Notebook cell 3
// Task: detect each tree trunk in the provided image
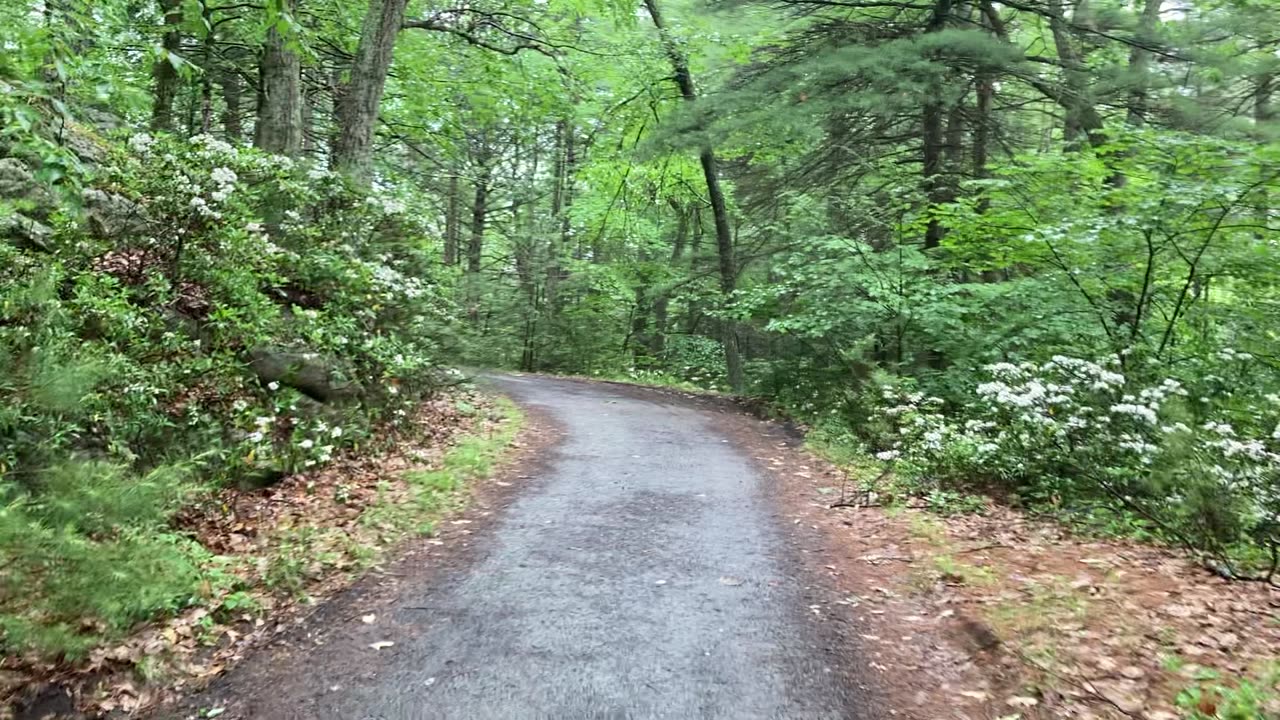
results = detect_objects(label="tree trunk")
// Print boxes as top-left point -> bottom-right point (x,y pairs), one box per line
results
546,117 -> 576,308
1125,0 -> 1163,127
253,0 -> 303,157
150,0 -> 183,132
922,101 -> 946,249
650,201 -> 689,357
302,83 -> 317,155
921,0 -> 953,250
1255,72 -> 1274,238
643,0 -> 744,392
331,0 -> 409,181
220,65 -> 244,142
1257,72 -> 1275,127
467,166 -> 490,275
444,167 -> 460,265
1049,0 -> 1104,148
199,3 -> 215,134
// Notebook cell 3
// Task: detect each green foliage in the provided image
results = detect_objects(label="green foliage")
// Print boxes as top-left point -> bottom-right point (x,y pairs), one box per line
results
0,460 -> 206,658
1177,664 -> 1280,720
0,125 -> 463,658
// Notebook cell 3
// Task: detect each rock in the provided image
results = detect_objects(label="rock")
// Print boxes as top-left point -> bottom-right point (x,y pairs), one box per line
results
82,107 -> 124,131
82,188 -> 148,238
0,212 -> 53,252
248,346 -> 354,403
1120,665 -> 1145,680
64,125 -> 106,164
0,158 -> 34,198
0,158 -> 56,219
953,613 -> 1001,652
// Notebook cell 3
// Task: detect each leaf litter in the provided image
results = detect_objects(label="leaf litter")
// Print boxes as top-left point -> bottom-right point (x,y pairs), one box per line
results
715,409 -> 1280,720
2,390 -> 516,719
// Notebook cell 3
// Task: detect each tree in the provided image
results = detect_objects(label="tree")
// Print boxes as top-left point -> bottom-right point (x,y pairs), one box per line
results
331,0 -> 409,180
254,0 -> 303,156
643,0 -> 745,392
150,0 -> 184,132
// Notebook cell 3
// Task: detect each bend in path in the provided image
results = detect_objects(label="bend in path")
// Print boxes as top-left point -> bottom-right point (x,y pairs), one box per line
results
171,375 -> 873,720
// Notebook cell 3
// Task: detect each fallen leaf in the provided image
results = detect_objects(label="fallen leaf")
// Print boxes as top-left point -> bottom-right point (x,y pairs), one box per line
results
361,614 -> 376,624
369,641 -> 395,650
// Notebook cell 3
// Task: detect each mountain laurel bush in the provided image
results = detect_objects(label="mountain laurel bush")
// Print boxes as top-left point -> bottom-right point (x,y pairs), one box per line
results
0,130 -> 462,658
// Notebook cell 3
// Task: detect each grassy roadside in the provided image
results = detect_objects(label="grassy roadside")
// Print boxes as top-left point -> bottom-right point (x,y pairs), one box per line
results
3,391 -> 525,718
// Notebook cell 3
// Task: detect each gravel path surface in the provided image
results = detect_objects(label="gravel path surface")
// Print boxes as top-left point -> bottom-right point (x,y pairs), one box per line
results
169,375 -> 870,720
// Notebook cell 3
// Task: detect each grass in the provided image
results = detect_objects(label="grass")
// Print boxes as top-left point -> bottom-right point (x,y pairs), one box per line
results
0,396 -> 524,661
263,396 -> 523,596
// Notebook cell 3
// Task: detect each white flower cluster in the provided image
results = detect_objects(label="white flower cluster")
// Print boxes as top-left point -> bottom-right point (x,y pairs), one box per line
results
191,133 -> 237,158
128,133 -> 155,155
247,415 -> 274,444
362,259 -> 428,300
365,194 -> 406,216
1218,347 -> 1254,362
870,353 -> 1280,523
241,412 -> 348,470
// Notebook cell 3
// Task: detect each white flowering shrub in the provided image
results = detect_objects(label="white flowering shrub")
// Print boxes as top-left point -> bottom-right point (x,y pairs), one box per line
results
0,126 -> 476,656
871,355 -> 1280,579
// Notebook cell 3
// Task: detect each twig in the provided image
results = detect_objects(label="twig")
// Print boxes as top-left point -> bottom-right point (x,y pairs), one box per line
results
1015,649 -> 1140,719
956,543 -> 1009,554
830,500 -> 882,509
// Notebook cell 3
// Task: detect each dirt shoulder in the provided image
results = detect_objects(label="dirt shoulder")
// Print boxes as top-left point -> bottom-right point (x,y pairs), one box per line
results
713,409 -> 1280,720
6,389 -> 550,720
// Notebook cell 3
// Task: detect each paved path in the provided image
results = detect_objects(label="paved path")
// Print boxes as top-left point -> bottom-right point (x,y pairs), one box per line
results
177,376 -> 868,720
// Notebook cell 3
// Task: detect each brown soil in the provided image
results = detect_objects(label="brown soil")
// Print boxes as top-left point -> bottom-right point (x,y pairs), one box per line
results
718,414 -> 1280,720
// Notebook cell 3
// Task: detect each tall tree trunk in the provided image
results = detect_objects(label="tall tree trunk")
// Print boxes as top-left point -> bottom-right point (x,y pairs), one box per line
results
467,166 -> 490,275
650,200 -> 689,357
1257,72 -> 1275,128
922,0 -> 953,250
1125,0 -> 1162,127
1255,72 -> 1274,238
150,0 -> 183,132
1049,0 -> 1104,148
185,81 -> 200,135
643,0 -> 744,392
254,0 -> 303,156
444,166 -> 460,265
199,3 -> 214,134
331,0 -> 409,181
220,65 -> 244,142
974,5 -> 999,184
301,83 -> 316,155
546,117 -> 576,308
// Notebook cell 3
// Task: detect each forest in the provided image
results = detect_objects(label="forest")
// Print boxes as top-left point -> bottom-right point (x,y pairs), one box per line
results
1,0 -> 1279,715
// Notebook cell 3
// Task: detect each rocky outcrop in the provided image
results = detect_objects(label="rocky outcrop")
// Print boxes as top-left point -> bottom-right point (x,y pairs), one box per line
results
0,158 -> 55,251
0,212 -> 53,252
248,347 -> 354,403
81,188 -> 149,239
